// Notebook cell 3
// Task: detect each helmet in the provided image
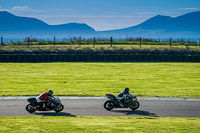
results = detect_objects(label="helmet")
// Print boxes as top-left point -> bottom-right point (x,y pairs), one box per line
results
47,90 -> 54,95
124,87 -> 130,94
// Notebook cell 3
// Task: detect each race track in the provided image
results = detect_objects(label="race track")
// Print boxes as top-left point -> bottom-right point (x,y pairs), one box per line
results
0,97 -> 200,117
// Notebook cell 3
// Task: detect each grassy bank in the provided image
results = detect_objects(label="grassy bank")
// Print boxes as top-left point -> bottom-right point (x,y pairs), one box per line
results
0,63 -> 199,97
0,45 -> 200,54
0,116 -> 199,133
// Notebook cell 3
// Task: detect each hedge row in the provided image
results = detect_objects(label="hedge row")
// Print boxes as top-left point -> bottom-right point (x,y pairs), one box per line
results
0,54 -> 199,62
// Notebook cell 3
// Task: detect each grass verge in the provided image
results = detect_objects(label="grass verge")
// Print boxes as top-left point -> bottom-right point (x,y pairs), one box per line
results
0,116 -> 199,133
0,45 -> 200,54
0,63 -> 199,97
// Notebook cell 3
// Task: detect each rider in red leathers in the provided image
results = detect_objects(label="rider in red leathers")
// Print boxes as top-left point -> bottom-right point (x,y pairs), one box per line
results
36,90 -> 53,109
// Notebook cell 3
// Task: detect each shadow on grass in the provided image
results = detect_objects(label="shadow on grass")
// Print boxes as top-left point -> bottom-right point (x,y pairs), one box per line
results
34,112 -> 76,117
111,110 -> 158,117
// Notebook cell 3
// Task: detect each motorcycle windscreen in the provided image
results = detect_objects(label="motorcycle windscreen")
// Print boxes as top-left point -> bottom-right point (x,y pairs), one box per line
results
132,93 -> 137,98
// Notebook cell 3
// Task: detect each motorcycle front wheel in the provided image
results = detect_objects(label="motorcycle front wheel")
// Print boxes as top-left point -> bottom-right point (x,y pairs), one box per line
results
26,104 -> 36,113
54,104 -> 64,113
129,101 -> 140,111
104,100 -> 115,111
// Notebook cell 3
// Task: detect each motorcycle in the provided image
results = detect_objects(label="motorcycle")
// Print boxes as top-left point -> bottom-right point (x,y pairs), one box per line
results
26,96 -> 64,113
104,93 -> 140,111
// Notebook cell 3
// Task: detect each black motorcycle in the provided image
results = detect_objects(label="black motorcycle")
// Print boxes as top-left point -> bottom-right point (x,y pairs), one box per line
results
104,93 -> 140,111
26,96 -> 64,113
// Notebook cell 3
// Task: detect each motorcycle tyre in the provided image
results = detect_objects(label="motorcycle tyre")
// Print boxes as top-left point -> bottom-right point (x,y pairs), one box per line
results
54,104 -> 64,113
129,101 -> 140,111
26,104 -> 36,113
104,100 -> 115,111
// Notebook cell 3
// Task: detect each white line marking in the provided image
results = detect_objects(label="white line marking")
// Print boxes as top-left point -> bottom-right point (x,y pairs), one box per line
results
0,96 -> 200,101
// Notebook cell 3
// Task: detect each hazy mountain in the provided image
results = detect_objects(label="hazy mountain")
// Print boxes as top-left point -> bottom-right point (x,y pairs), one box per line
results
0,11 -> 200,38
99,11 -> 200,38
0,11 -> 96,38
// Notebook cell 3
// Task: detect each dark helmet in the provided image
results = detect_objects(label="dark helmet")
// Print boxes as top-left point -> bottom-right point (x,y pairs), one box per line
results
47,90 -> 54,95
124,87 -> 130,94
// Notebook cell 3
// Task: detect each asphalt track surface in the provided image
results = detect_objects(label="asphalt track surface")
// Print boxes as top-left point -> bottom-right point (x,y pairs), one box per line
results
0,97 -> 200,117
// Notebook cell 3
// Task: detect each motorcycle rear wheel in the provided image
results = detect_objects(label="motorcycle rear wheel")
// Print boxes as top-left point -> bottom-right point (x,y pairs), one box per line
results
129,101 -> 140,111
104,100 -> 115,111
26,104 -> 36,113
54,104 -> 64,113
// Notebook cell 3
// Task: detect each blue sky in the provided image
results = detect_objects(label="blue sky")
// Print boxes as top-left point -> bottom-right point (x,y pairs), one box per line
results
0,0 -> 200,31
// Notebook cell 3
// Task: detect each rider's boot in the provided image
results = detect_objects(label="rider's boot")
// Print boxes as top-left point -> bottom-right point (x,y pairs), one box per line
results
42,103 -> 47,111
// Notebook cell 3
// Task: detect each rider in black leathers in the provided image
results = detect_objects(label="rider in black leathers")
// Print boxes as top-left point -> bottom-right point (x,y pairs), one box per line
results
116,87 -> 130,107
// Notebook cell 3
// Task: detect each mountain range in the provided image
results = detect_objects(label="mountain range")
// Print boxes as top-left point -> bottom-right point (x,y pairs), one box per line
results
0,11 -> 95,38
100,11 -> 200,38
0,11 -> 200,38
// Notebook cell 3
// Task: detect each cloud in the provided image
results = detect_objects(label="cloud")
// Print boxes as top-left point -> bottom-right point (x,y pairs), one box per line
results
0,5 -> 45,13
178,8 -> 200,11
12,5 -> 32,11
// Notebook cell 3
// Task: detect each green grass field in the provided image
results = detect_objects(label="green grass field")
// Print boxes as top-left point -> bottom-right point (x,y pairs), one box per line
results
0,63 -> 199,97
0,116 -> 199,133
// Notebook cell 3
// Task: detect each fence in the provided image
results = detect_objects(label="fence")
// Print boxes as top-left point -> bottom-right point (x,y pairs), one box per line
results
1,36 -> 200,48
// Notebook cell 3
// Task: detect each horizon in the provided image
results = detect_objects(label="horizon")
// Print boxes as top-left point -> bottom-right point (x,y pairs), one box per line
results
1,10 -> 200,32
0,0 -> 200,31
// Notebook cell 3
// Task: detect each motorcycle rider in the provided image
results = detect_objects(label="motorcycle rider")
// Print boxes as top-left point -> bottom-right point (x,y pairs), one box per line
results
116,87 -> 130,107
36,90 -> 54,109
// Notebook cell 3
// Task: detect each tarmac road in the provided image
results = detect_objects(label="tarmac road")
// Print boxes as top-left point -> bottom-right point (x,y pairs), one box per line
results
0,97 -> 200,117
